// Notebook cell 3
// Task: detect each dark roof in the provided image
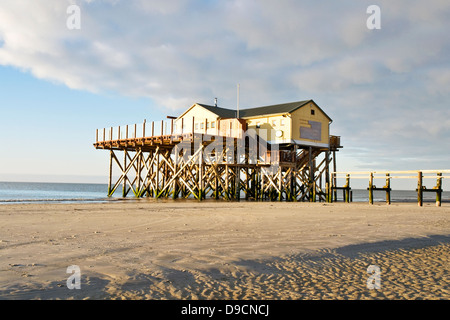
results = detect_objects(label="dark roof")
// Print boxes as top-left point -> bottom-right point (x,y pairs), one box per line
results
196,103 -> 237,118
238,100 -> 311,118
184,100 -> 332,121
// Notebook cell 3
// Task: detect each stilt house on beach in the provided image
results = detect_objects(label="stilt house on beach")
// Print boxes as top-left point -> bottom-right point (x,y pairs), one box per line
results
94,99 -> 342,201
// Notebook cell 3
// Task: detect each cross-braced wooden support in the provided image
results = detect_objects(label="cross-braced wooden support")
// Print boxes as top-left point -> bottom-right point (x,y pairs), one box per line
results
104,138 -> 335,202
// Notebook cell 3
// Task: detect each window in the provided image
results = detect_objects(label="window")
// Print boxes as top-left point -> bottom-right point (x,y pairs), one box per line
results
272,120 -> 277,126
200,123 -> 204,129
256,121 -> 261,128
211,121 -> 215,128
311,109 -> 315,115
280,119 -> 285,126
206,122 -> 210,129
195,123 -> 199,130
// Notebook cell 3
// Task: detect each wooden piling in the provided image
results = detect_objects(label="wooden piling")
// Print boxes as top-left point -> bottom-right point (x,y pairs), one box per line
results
332,150 -> 337,201
385,173 -> 391,205
344,174 -> 350,203
122,150 -> 127,198
107,150 -> 113,197
436,172 -> 442,207
418,171 -> 423,207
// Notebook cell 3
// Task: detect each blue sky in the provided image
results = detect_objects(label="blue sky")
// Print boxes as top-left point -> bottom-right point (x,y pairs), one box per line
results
0,0 -> 449,188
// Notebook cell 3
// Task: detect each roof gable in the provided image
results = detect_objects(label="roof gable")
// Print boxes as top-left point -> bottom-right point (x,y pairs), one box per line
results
176,103 -> 236,120
177,100 -> 332,122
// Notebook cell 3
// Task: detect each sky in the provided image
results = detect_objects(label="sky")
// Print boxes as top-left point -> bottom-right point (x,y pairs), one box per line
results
0,0 -> 449,188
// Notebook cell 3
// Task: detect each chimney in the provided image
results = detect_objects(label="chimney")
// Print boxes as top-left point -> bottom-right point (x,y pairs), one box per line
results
214,97 -> 218,107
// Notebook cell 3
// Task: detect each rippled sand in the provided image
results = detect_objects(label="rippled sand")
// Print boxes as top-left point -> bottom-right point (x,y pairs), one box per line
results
0,201 -> 448,300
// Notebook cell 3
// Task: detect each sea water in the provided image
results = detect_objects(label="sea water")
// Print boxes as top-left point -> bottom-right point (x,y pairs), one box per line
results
0,181 -> 448,204
0,181 -> 109,203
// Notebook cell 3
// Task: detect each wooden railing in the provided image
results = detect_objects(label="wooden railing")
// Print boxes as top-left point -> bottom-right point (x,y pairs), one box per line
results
95,117 -> 250,143
329,135 -> 341,149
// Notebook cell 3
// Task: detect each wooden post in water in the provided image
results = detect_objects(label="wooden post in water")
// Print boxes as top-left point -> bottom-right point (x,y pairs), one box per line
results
436,172 -> 442,207
385,173 -> 391,205
417,171 -> 423,207
344,174 -> 350,203
369,172 -> 374,205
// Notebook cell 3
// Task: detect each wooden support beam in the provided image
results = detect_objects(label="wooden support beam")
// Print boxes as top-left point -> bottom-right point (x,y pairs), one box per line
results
332,150 -> 337,202
436,173 -> 442,207
418,171 -> 423,207
344,174 -> 350,203
108,150 -> 113,196
385,173 -> 391,205
122,149 -> 127,197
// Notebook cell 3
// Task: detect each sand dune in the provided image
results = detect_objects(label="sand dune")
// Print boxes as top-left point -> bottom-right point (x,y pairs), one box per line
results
0,200 -> 449,300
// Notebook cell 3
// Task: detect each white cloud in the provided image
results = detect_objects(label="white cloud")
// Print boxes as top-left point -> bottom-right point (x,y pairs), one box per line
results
0,0 -> 449,170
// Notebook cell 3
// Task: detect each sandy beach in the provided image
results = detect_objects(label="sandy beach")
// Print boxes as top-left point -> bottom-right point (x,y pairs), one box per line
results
0,200 -> 448,300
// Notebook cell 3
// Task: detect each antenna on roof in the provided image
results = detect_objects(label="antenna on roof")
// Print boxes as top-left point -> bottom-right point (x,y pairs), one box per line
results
237,84 -> 240,118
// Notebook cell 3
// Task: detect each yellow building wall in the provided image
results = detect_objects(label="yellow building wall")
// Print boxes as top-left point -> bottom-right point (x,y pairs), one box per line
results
244,102 -> 330,145
245,114 -> 291,143
291,102 -> 330,145
176,104 -> 220,135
